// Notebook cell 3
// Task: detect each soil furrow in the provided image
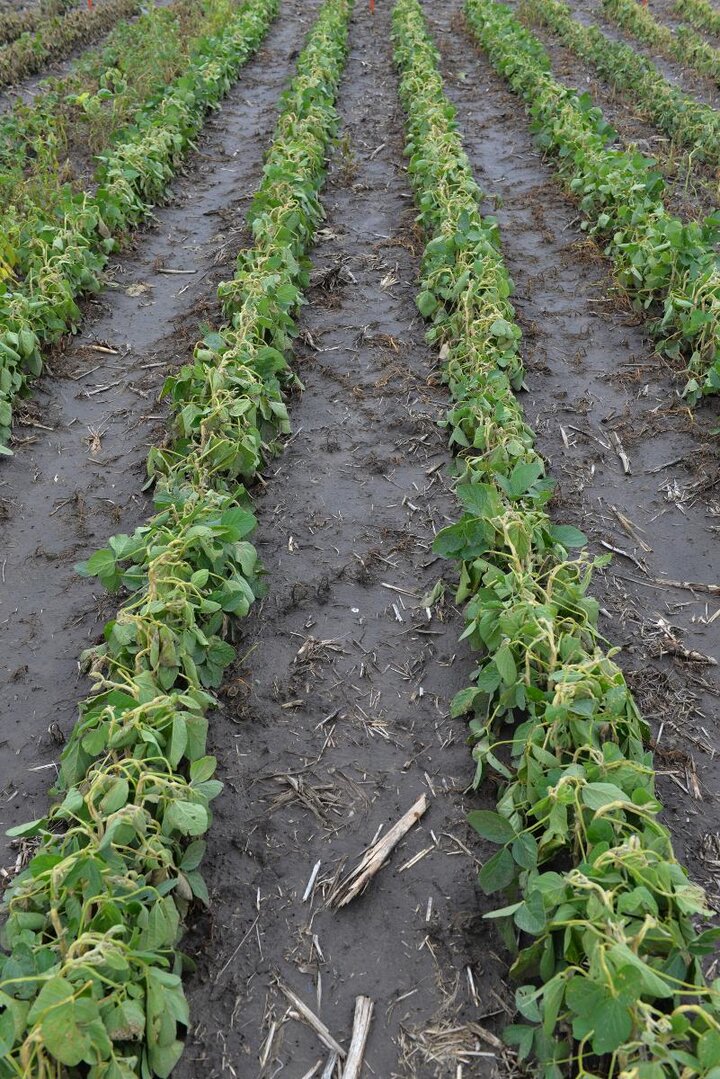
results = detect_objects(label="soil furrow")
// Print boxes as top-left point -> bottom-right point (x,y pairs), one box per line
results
175,6 -> 507,1076
0,0 -> 319,865
429,0 -> 720,899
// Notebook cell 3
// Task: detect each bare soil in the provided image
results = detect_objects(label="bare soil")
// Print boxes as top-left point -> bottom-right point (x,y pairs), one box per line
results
1,0 -> 720,1076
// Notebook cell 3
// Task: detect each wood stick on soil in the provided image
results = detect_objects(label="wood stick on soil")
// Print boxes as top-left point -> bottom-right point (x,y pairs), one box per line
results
341,996 -> 374,1079
279,984 -> 346,1058
610,431 -> 631,474
303,860 -> 322,902
321,1055 -> 339,1079
601,540 -> 646,571
329,795 -> 428,908
610,505 -> 652,552
658,578 -> 720,596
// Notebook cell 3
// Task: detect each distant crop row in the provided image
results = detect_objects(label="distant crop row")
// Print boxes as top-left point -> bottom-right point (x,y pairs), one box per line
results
675,0 -> 720,37
466,0 -> 720,401
0,0 -> 140,90
523,0 -> 720,167
0,0 -> 81,48
603,0 -> 720,86
0,0 -> 273,451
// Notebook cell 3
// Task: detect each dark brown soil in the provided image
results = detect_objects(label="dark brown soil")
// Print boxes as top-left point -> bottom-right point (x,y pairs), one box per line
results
1,0 -> 720,1076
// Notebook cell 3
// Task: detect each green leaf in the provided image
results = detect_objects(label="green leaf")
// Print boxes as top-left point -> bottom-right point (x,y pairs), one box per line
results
511,832 -> 538,869
515,984 -> 542,1023
189,755 -> 217,783
565,975 -> 607,1019
6,818 -> 44,838
58,787 -> 84,817
450,685 -> 479,718
203,331 -> 225,352
514,889 -> 545,935
548,523 -> 587,549
478,847 -> 516,894
162,801 -> 208,837
219,507 -> 256,540
148,1040 -> 184,1078
507,459 -> 544,499
0,993 -> 28,1055
591,996 -> 632,1055
168,716 -> 187,769
180,840 -> 206,872
503,1023 -> 534,1059
0,1007 -> 15,1056
467,809 -> 515,845
607,944 -> 673,998
27,979 -> 75,1028
433,516 -> 491,560
417,290 -> 437,316
456,482 -> 501,517
99,778 -> 128,815
490,317 -> 514,338
105,998 -> 145,1042
701,1032 -> 720,1070
581,782 -> 630,811
28,977 -> 110,1066
484,901 -> 522,920
275,282 -> 298,305
85,548 -> 117,579
474,663 -> 501,694
495,642 -> 517,686
542,974 -> 565,1038
185,868 -> 210,904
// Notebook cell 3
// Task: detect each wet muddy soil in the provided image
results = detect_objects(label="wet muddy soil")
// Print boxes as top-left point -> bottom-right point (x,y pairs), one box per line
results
0,0 -> 318,863
0,0 -> 720,1075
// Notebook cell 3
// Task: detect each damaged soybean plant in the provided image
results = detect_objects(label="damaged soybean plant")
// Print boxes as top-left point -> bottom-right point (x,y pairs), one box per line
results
393,0 -> 720,1074
465,0 -> 720,404
0,0 -> 279,453
0,0 -> 353,1074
